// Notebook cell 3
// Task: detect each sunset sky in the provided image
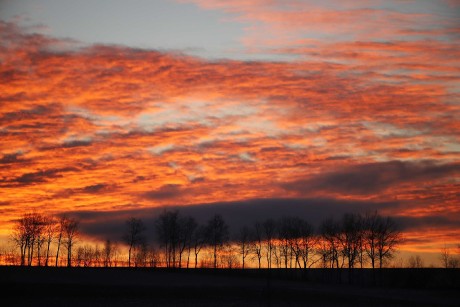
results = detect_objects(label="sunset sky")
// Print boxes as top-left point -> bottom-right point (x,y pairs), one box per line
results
1,0 -> 459,262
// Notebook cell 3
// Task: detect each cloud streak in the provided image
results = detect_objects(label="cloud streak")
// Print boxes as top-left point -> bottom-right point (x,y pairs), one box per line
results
282,160 -> 460,195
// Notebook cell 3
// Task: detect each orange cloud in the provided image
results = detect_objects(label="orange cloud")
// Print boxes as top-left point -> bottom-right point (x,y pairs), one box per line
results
0,20 -> 459,254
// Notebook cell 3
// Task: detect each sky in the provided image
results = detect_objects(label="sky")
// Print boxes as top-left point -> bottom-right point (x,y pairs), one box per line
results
1,0 -> 459,262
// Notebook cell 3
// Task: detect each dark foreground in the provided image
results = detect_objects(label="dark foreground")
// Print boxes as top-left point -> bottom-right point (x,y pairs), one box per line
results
1,267 -> 459,307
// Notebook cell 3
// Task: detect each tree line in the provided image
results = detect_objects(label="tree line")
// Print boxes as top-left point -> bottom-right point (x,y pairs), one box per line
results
1,209 -> 417,270
8,213 -> 79,267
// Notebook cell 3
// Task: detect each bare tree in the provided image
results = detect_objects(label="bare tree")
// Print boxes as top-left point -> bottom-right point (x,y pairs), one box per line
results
11,214 -> 29,266
278,218 -> 290,268
11,212 -> 46,266
408,255 -> 424,268
319,217 -> 341,268
253,222 -> 264,268
27,213 -> 43,266
0,243 -> 19,266
236,226 -> 252,269
177,216 -> 197,268
293,219 -> 317,269
102,239 -> 114,267
278,217 -> 296,269
146,246 -> 160,268
440,245 -> 460,268
263,219 -> 277,269
272,242 -> 281,268
62,217 -> 79,267
36,229 -> 46,266
375,215 -> 402,268
134,241 -> 149,267
110,243 -> 121,267
221,244 -> 240,268
363,211 -> 380,269
192,225 -> 206,268
43,216 -> 56,267
339,213 -> 362,270
155,210 -> 180,268
76,244 -> 94,267
55,216 -> 68,267
123,217 -> 146,267
183,216 -> 197,268
204,214 -> 229,268
94,244 -> 102,267
364,211 -> 402,269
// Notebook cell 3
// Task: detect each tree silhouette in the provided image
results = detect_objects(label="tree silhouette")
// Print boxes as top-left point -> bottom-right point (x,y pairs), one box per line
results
43,216 -> 56,267
175,215 -> 197,268
278,217 -> 294,268
375,215 -> 402,268
236,226 -> 252,269
102,239 -> 114,267
5,208 -> 407,270
11,212 -> 46,266
408,255 -> 424,268
253,222 -> 264,269
155,210 -> 180,268
364,211 -> 381,269
123,217 -> 146,267
439,245 -> 459,268
62,217 -> 79,267
76,244 -> 95,267
263,219 -> 276,269
55,216 -> 68,267
182,216 -> 197,268
293,218 -> 317,269
192,225 -> 206,268
340,213 -> 362,270
204,214 -> 229,268
134,241 -> 149,267
319,217 -> 341,268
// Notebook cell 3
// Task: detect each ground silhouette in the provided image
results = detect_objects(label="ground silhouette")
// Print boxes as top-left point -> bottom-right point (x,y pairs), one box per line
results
2,266 -> 459,306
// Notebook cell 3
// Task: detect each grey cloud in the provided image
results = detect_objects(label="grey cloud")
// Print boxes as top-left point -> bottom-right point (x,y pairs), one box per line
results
72,197 -> 459,244
282,160 -> 460,195
394,215 -> 460,231
82,183 -> 108,193
0,152 -> 25,164
71,197 -> 401,242
6,167 -> 79,186
143,184 -> 183,200
62,139 -> 93,148
53,183 -> 113,198
0,104 -> 59,123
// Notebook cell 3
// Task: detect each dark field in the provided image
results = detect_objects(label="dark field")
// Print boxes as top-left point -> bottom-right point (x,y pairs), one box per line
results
1,266 -> 459,307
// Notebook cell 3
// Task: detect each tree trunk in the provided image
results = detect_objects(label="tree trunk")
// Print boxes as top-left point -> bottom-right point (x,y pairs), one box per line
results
186,247 -> 191,268
37,242 -> 41,266
128,245 -> 132,267
67,245 -> 72,267
45,238 -> 52,266
29,241 -> 34,266
20,243 -> 25,266
213,244 -> 217,268
55,234 -> 62,267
